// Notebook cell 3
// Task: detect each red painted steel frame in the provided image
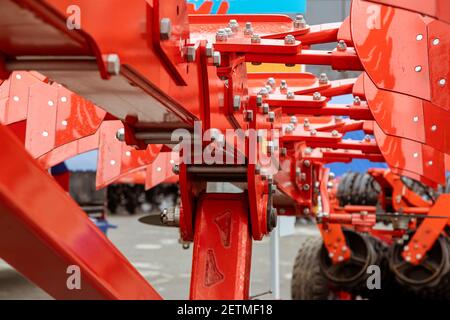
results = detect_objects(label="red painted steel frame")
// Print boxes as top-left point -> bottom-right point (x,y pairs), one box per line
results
0,124 -> 161,300
190,193 -> 252,300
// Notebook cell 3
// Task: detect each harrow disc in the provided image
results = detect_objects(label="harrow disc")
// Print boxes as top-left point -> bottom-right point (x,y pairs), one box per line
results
319,229 -> 389,298
390,236 -> 450,292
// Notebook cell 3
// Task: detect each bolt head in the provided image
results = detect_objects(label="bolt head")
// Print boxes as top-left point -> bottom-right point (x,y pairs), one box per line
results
186,46 -> 196,62
318,73 -> 329,84
266,77 -> 276,88
312,92 -> 322,101
233,95 -> 241,111
116,128 -> 125,142
337,40 -> 347,51
331,130 -> 339,137
286,91 -> 295,100
353,96 -> 361,105
216,29 -> 227,42
251,34 -> 261,44
106,54 -> 121,75
160,18 -> 172,40
284,34 -> 296,45
213,51 -> 222,66
293,15 -> 307,29
259,87 -> 269,97
205,42 -> 214,57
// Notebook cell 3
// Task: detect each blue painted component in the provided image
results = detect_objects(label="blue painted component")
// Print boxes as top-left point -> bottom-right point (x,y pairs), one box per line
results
90,218 -> 117,236
188,0 -> 306,14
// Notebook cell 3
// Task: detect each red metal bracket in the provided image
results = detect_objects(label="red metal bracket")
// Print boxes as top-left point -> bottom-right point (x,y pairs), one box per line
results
190,193 -> 252,300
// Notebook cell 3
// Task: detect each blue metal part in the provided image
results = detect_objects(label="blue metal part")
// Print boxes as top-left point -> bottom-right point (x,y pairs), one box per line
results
188,0 -> 306,14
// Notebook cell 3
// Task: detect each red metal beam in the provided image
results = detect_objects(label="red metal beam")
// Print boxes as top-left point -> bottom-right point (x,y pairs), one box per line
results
0,124 -> 161,300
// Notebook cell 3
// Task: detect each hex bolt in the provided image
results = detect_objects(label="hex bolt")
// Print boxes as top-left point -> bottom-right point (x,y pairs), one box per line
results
213,51 -> 221,66
244,22 -> 253,36
303,184 -> 310,191
331,130 -> 339,137
266,77 -> 276,88
116,128 -> 125,142
338,256 -> 344,262
293,14 -> 307,29
312,92 -> 322,101
285,123 -> 295,133
303,208 -> 310,215
160,18 -> 172,40
106,54 -> 121,75
267,111 -> 275,122
280,80 -> 288,92
354,96 -> 362,105
172,164 -> 180,175
329,172 -> 336,180
259,87 -> 270,97
233,95 -> 241,112
280,147 -> 287,156
256,95 -> 263,106
286,91 -> 295,100
303,160 -> 311,167
416,253 -> 422,260
336,40 -> 347,51
310,129 -> 317,136
305,147 -> 313,155
265,85 -> 273,94
224,27 -> 233,37
318,73 -> 329,84
290,116 -> 298,125
216,29 -> 228,42
303,118 -> 310,128
205,42 -> 214,57
284,34 -> 296,45
187,46 -> 196,62
229,19 -> 239,32
251,34 -> 261,44
364,134 -> 371,142
262,103 -> 269,114
439,78 -> 447,87
244,110 -> 254,122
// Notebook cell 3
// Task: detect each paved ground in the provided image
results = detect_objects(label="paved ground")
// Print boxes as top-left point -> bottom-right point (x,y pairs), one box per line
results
0,213 -> 318,300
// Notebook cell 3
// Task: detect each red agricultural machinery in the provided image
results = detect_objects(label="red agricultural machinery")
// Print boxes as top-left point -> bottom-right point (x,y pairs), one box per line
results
0,0 -> 449,300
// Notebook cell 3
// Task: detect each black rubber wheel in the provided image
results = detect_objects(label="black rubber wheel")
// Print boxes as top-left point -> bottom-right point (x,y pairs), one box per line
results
337,172 -> 380,206
291,237 -> 330,300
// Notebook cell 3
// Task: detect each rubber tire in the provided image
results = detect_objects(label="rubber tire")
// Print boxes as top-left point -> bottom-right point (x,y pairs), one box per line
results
291,237 -> 330,300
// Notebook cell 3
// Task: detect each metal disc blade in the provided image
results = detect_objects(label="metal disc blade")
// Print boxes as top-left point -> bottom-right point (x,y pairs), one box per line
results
138,214 -> 165,227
